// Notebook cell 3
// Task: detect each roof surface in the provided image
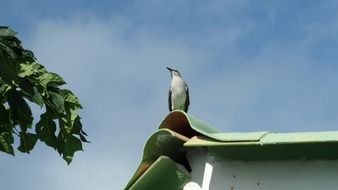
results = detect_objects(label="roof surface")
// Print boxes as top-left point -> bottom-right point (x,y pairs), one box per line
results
125,111 -> 338,189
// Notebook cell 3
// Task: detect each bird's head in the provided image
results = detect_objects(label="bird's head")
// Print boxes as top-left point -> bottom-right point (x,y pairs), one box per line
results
166,67 -> 182,77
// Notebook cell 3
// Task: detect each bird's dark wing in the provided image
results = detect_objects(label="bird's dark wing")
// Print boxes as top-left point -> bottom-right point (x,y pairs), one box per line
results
185,86 -> 190,112
168,88 -> 172,111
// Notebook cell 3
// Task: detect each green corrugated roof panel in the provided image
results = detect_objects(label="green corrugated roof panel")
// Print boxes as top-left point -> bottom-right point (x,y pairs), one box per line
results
185,131 -> 338,161
128,156 -> 190,190
125,128 -> 189,189
184,131 -> 338,147
261,131 -> 338,144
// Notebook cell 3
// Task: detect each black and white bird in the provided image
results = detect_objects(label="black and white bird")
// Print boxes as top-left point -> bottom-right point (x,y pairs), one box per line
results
167,67 -> 190,112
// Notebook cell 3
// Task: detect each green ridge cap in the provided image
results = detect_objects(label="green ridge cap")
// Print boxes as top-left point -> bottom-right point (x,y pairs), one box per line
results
159,110 -> 221,138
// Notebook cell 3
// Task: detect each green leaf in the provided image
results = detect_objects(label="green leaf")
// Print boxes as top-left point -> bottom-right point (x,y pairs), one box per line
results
63,105 -> 78,134
39,72 -> 66,87
0,81 -> 11,100
79,133 -> 89,143
19,79 -> 44,106
0,57 -> 20,83
63,135 -> 82,164
18,132 -> 38,153
0,133 -> 14,155
56,132 -> 65,155
36,112 -> 57,149
59,89 -> 82,108
0,104 -> 9,124
47,91 -> 65,114
18,62 -> 43,78
72,117 -> 89,143
8,90 -> 33,130
0,26 -> 17,37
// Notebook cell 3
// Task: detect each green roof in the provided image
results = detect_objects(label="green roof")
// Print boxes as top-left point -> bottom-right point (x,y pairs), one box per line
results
125,111 -> 338,189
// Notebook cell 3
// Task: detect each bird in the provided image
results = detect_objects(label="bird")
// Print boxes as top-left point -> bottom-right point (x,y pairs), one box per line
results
167,67 -> 190,112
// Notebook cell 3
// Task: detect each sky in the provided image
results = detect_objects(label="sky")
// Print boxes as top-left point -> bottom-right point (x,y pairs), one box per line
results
2,0 -> 338,189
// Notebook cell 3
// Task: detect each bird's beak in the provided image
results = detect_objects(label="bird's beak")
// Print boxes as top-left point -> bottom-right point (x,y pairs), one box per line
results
166,67 -> 172,71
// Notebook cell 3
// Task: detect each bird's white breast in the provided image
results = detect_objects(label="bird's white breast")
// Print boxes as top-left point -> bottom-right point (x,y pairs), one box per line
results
170,76 -> 187,110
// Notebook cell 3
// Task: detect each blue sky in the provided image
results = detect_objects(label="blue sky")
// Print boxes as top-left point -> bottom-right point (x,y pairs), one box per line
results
2,1 -> 338,189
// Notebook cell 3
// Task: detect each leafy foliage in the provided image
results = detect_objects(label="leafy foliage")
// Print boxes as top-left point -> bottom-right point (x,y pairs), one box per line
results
0,26 -> 88,164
